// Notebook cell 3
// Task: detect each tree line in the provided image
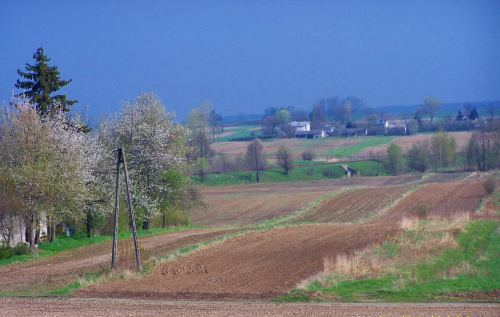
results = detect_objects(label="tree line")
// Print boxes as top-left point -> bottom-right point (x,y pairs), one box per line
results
0,48 -> 202,251
384,125 -> 500,175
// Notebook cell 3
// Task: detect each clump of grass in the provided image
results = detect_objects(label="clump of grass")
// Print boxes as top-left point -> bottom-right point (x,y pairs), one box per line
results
483,177 -> 497,196
115,241 -> 152,272
413,203 -> 431,219
323,247 -> 394,280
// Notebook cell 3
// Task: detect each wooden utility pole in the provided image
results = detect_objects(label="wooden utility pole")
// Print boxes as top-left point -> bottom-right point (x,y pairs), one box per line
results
111,148 -> 143,272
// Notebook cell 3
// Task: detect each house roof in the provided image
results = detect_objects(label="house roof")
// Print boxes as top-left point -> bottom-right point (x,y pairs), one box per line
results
289,121 -> 310,127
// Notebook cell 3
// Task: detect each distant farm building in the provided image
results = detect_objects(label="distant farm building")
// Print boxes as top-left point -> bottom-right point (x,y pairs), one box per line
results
373,120 -> 406,136
289,121 -> 310,132
295,129 -> 325,139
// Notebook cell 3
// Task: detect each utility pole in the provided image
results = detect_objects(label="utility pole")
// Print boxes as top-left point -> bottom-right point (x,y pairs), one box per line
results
111,148 -> 142,272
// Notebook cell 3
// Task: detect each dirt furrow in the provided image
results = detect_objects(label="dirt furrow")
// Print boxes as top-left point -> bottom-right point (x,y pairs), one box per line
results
77,223 -> 397,300
0,228 -> 246,295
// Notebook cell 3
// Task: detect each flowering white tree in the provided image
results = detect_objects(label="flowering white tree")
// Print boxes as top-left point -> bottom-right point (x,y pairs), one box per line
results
99,92 -> 191,230
0,97 -> 99,250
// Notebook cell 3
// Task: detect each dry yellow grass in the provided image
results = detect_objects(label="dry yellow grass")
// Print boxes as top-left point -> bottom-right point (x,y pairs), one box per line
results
308,212 -> 472,288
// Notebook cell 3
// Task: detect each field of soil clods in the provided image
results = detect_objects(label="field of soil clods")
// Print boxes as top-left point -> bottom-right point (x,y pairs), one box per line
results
77,223 -> 397,300
289,185 -> 412,224
0,228 -> 246,295
190,175 -> 422,226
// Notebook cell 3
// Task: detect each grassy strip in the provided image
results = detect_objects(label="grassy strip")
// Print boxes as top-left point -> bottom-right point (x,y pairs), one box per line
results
222,125 -> 260,132
322,136 -> 395,158
214,126 -> 261,142
193,163 -> 390,187
278,219 -> 500,303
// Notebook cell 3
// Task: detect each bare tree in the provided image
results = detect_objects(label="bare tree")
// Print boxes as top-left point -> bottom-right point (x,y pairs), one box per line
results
246,139 -> 267,183
275,145 -> 294,175
423,97 -> 442,123
463,102 -> 471,118
430,131 -> 456,169
487,103 -> 496,120
466,122 -> 500,171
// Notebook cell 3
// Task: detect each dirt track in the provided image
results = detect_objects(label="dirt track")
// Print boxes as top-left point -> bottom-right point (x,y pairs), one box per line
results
2,298 -> 499,317
0,228 -> 246,295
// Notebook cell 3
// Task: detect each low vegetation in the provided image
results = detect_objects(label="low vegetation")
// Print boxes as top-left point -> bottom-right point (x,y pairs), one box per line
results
280,213 -> 500,303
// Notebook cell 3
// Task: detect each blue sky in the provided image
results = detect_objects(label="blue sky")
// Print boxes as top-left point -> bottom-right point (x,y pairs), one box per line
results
1,1 -> 499,121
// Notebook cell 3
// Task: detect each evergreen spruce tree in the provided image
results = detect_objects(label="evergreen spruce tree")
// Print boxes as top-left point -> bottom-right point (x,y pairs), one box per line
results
15,47 -> 77,117
469,107 -> 478,122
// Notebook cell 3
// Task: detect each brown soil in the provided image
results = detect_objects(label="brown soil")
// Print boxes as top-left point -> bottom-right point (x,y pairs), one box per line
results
2,299 -> 499,317
77,179 -> 486,301
77,223 -> 397,301
290,185 -> 412,224
0,228 -> 246,295
358,131 -> 473,156
191,175 -> 422,226
375,181 -> 485,222
419,172 -> 470,184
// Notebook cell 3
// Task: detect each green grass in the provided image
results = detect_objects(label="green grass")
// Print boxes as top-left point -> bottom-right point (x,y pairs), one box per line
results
323,136 -> 396,158
193,163 -> 380,187
278,220 -> 500,303
194,161 -> 390,187
215,125 -> 261,142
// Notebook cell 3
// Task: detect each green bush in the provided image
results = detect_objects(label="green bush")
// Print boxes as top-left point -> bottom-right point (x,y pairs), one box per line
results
483,177 -> 497,196
301,150 -> 316,161
14,242 -> 30,256
0,245 -> 14,259
322,167 -> 334,178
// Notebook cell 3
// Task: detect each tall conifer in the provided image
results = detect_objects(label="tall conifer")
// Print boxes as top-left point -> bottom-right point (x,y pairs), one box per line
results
15,47 -> 77,116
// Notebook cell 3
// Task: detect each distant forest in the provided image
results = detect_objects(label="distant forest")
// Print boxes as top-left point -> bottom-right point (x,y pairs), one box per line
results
223,100 -> 499,123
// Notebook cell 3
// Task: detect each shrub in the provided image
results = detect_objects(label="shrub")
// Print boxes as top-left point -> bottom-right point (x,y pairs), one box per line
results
483,177 -> 497,196
0,245 -> 14,259
301,150 -> 316,161
14,242 -> 30,256
413,203 -> 431,219
322,167 -> 334,178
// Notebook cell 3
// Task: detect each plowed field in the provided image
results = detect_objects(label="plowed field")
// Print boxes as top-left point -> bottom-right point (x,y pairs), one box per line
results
1,176 -> 489,306
0,228 -> 246,295
2,299 -> 499,317
79,180 -> 486,301
376,181 -> 485,222
77,223 -> 397,301
290,185 -> 412,224
191,175 -> 422,226
419,172 -> 470,184
357,132 -> 473,156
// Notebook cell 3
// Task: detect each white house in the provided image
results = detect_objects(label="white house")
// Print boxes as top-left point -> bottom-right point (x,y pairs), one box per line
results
289,121 -> 310,132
